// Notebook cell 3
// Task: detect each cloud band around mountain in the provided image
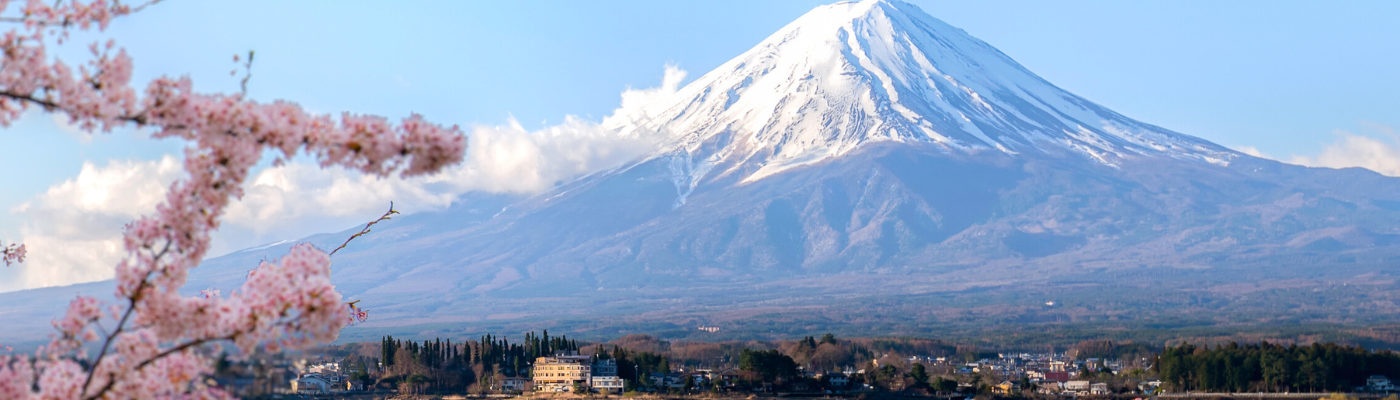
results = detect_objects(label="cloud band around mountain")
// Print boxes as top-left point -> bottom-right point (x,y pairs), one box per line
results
2,65 -> 687,292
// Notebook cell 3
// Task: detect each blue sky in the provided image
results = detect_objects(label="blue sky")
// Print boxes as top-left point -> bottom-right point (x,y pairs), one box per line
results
2,0 -> 1398,291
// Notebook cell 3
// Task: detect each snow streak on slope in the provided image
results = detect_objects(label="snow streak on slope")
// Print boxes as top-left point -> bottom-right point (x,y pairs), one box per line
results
615,0 -> 1238,184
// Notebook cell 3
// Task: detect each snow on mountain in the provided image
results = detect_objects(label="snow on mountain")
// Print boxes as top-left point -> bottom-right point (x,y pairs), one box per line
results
619,0 -> 1237,185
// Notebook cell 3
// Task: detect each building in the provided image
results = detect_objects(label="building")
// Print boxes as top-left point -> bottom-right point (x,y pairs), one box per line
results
647,372 -> 666,387
1139,380 -> 1162,394
1369,376 -> 1393,392
993,381 -> 1018,395
594,358 -> 618,377
592,376 -> 625,393
501,377 -> 530,392
591,358 -> 622,393
1090,382 -> 1110,395
532,355 -> 593,392
665,373 -> 687,389
1065,380 -> 1090,393
291,374 -> 333,394
307,362 -> 340,375
715,369 -> 742,387
827,373 -> 849,388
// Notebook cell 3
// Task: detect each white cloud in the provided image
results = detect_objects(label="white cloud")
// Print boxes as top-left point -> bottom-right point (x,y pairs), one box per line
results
1233,145 -> 1268,158
4,65 -> 687,292
1287,127 -> 1400,177
220,65 -> 686,239
450,115 -> 661,193
3,156 -> 182,291
602,64 -> 688,133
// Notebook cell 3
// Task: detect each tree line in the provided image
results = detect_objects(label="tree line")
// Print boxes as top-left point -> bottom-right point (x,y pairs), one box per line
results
1157,341 -> 1400,392
368,330 -> 585,393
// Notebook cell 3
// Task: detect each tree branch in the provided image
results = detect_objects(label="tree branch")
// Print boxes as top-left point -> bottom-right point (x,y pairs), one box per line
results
330,202 -> 398,256
0,90 -> 151,126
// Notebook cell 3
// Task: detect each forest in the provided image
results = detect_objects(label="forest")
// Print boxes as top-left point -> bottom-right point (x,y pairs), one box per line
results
328,331 -> 671,393
1157,342 -> 1400,392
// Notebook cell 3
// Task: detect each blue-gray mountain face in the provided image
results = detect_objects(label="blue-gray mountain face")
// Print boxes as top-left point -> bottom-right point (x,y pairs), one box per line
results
4,1 -> 1399,345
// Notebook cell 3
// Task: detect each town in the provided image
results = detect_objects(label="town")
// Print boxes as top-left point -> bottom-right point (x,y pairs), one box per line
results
204,332 -> 1400,399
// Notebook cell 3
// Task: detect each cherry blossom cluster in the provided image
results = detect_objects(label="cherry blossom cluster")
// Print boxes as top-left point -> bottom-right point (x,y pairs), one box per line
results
1,241 -> 22,266
0,1 -> 468,398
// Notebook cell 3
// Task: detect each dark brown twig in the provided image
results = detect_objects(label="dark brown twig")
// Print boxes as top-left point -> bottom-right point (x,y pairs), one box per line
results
330,202 -> 398,256
236,50 -> 254,97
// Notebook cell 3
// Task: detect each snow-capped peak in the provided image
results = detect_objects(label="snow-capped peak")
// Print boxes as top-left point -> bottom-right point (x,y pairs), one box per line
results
621,0 -> 1237,183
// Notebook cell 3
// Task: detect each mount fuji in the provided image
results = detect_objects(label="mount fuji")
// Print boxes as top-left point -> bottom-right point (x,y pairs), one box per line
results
615,0 -> 1234,185
5,0 -> 1400,344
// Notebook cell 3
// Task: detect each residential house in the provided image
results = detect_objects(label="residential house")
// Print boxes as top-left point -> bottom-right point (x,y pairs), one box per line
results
721,369 -> 743,387
1090,382 -> 1110,395
1139,380 -> 1162,394
1065,380 -> 1090,393
665,373 -> 686,389
501,377 -> 530,392
647,372 -> 666,387
1105,360 -> 1124,372
993,381 -> 1018,395
291,374 -> 332,394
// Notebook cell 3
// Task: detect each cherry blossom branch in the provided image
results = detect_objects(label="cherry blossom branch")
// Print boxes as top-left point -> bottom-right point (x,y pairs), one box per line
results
330,202 -> 398,256
0,0 -> 468,397
0,88 -> 153,127
85,331 -> 231,400
0,0 -> 163,26
85,310 -> 307,400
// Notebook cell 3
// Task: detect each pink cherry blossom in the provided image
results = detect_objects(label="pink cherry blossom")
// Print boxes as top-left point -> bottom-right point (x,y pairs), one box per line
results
0,1 -> 468,398
1,242 -> 23,266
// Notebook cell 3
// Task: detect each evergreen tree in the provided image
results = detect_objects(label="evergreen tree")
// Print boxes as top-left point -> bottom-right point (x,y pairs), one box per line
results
910,363 -> 929,386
